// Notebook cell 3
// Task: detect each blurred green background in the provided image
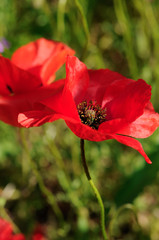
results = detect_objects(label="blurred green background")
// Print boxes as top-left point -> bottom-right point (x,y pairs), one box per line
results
0,0 -> 159,239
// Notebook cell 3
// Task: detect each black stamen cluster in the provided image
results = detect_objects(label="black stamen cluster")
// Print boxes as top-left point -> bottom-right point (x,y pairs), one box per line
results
77,100 -> 106,129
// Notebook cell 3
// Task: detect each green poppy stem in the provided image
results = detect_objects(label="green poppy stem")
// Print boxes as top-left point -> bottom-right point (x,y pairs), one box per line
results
80,139 -> 108,240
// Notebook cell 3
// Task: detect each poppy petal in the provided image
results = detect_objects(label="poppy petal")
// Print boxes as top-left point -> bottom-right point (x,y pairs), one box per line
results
12,38 -> 75,85
65,120 -> 112,141
106,79 -> 151,122
18,110 -> 80,128
40,89 -> 79,122
111,134 -> 152,164
18,111 -> 58,128
40,43 -> 75,85
116,102 -> 159,138
0,56 -> 41,95
65,56 -> 89,104
98,118 -> 127,134
0,79 -> 65,126
85,69 -> 132,105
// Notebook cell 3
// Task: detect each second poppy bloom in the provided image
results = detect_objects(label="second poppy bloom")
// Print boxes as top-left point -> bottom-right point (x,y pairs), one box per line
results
0,38 -> 74,126
0,218 -> 46,240
0,218 -> 24,240
11,38 -> 75,85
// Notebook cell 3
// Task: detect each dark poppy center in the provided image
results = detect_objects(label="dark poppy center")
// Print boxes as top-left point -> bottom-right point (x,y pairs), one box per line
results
77,100 -> 106,129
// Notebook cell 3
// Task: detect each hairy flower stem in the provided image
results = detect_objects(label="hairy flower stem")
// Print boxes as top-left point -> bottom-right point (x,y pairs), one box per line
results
80,139 -> 108,240
19,129 -> 63,222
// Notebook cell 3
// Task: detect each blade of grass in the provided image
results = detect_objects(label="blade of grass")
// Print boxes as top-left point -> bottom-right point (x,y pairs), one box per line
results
19,128 -> 63,222
74,0 -> 90,59
114,0 -> 138,78
57,0 -> 67,38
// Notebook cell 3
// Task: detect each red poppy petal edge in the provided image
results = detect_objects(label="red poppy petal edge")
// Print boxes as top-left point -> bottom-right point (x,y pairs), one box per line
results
116,102 -> 159,138
18,110 -> 80,128
18,111 -> 57,128
12,38 -> 75,85
107,79 -> 151,122
65,56 -> 89,104
111,134 -> 152,164
65,120 -> 112,141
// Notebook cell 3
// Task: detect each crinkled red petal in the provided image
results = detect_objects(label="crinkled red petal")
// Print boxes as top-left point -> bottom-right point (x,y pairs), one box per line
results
86,69 -> 133,106
110,133 -> 152,164
116,102 -> 159,138
11,38 -> 75,85
41,84 -> 80,121
65,56 -> 89,105
98,118 -> 127,134
18,78 -> 80,128
106,79 -> 151,122
65,120 -> 112,141
0,79 -> 64,127
0,56 -> 41,96
18,111 -> 80,128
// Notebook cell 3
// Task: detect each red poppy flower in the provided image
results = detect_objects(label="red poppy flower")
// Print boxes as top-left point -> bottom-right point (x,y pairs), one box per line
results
11,38 -> 75,85
19,56 -> 159,164
0,218 -> 25,240
0,55 -> 64,126
0,218 -> 47,240
0,38 -> 74,126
